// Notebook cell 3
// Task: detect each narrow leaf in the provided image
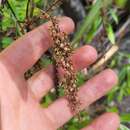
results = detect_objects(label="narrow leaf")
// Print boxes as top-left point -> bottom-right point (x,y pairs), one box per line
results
106,24 -> 116,44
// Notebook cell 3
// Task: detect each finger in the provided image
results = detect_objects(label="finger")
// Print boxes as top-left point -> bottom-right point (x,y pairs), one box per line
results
45,69 -> 118,128
28,45 -> 97,100
0,17 -> 74,76
58,45 -> 97,76
28,65 -> 55,100
63,45 -> 97,71
81,112 -> 120,130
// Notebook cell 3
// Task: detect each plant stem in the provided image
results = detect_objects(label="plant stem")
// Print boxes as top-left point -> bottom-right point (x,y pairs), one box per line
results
30,0 -> 35,18
91,45 -> 119,73
26,0 -> 31,20
6,0 -> 25,35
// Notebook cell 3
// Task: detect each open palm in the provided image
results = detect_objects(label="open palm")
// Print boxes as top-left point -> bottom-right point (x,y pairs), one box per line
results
0,17 -> 120,130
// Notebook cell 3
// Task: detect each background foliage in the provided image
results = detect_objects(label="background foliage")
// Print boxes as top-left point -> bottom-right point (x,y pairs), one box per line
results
0,0 -> 130,130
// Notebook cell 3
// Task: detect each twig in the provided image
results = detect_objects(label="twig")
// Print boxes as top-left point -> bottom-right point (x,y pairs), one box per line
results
30,0 -> 35,18
88,17 -> 130,76
26,0 -> 31,20
90,45 -> 119,73
6,0 -> 25,34
25,0 -> 35,32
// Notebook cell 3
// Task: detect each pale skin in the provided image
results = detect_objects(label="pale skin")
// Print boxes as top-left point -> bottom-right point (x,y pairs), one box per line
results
0,17 -> 120,130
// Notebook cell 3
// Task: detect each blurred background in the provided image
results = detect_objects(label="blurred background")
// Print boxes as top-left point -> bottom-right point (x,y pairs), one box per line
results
0,0 -> 130,130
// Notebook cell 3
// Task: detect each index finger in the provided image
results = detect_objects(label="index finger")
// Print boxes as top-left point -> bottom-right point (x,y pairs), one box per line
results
0,17 -> 75,76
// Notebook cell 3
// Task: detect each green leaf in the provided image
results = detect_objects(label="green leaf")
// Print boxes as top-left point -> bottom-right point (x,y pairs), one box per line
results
72,0 -> 113,44
127,66 -> 130,87
107,106 -> 119,113
68,125 -> 78,130
115,0 -> 127,8
119,124 -> 130,130
1,8 -> 14,31
85,13 -> 102,42
76,72 -> 86,86
120,114 -> 130,123
106,24 -> 116,44
117,82 -> 127,102
2,37 -> 13,48
107,86 -> 118,102
40,57 -> 52,67
110,9 -> 119,24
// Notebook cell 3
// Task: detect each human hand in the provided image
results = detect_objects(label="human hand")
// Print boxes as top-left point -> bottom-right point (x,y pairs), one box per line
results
0,17 -> 120,130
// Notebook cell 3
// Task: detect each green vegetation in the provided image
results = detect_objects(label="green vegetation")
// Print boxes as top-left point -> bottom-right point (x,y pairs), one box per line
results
0,0 -> 130,130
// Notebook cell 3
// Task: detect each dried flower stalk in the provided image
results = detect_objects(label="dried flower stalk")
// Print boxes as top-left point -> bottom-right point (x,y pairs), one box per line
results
40,0 -> 81,114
